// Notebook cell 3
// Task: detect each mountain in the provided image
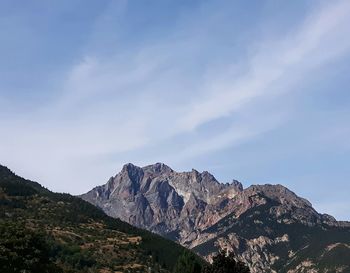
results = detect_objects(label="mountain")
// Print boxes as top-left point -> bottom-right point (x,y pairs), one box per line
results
81,163 -> 350,273
0,164 -> 200,273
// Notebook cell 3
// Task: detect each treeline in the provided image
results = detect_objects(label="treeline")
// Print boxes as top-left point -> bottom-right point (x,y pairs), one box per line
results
0,220 -> 249,273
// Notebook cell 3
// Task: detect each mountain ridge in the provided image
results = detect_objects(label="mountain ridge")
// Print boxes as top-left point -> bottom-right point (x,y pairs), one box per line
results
81,162 -> 350,273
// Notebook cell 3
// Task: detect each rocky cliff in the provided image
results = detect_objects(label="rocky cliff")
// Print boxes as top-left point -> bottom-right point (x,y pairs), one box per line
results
81,163 -> 350,273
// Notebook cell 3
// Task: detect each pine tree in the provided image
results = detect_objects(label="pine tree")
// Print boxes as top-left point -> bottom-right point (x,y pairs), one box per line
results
173,251 -> 202,273
203,250 -> 250,273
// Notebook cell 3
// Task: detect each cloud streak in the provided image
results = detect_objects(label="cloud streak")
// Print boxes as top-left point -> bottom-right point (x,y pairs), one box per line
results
178,1 -> 350,131
0,0 -> 350,217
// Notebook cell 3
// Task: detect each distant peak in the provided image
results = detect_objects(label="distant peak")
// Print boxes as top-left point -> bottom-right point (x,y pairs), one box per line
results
231,180 -> 243,191
120,163 -> 144,179
246,184 -> 313,208
191,168 -> 199,174
142,162 -> 173,174
121,163 -> 139,171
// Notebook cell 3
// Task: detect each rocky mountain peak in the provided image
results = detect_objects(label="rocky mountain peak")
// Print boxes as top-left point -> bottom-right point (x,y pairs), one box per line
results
80,163 -> 350,273
142,162 -> 173,174
120,163 -> 143,183
121,162 -> 136,170
81,163 -> 245,231
229,179 -> 243,192
245,184 -> 313,208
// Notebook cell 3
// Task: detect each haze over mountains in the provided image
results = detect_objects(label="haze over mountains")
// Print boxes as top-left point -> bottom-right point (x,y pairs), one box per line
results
81,163 -> 350,273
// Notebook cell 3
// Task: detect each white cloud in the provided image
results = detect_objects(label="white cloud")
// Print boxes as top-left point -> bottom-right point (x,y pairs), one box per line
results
177,1 -> 350,131
1,1 -> 350,196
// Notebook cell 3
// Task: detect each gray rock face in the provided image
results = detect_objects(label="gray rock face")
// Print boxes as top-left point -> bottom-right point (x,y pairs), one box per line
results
82,163 -> 242,239
81,163 -> 350,273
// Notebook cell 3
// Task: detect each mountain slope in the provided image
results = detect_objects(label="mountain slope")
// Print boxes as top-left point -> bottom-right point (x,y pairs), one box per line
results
0,164 -> 199,273
81,163 -> 350,273
81,163 -> 242,243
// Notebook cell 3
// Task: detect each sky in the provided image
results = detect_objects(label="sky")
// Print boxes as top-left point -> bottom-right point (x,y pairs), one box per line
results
0,0 -> 350,220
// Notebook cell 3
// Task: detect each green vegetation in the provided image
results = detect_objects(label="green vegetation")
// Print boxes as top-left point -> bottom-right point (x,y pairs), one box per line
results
172,250 -> 250,273
202,251 -> 250,273
0,165 -> 203,272
173,251 -> 202,273
0,222 -> 62,273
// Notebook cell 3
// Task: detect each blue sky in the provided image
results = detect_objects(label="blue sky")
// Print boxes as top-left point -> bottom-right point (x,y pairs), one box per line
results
1,0 -> 350,220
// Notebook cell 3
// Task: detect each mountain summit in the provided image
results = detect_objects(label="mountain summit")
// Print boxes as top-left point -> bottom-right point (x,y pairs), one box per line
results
82,163 -> 243,237
81,163 -> 350,273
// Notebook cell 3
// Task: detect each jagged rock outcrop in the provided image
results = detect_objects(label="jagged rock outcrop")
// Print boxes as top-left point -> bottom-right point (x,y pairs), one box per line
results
82,163 -> 242,240
81,163 -> 350,273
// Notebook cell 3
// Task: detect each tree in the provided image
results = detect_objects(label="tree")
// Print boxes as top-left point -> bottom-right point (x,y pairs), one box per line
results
173,251 -> 202,273
203,250 -> 250,273
0,222 -> 62,273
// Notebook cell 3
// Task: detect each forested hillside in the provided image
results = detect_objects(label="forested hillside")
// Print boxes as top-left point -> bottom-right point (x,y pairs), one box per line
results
0,165 -> 200,272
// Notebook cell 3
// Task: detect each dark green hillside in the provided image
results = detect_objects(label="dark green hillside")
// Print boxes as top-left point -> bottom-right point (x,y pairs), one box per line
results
0,165 -> 201,273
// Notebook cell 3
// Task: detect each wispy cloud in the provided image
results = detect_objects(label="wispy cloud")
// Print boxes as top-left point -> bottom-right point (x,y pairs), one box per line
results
0,0 -> 350,204
177,1 -> 350,131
